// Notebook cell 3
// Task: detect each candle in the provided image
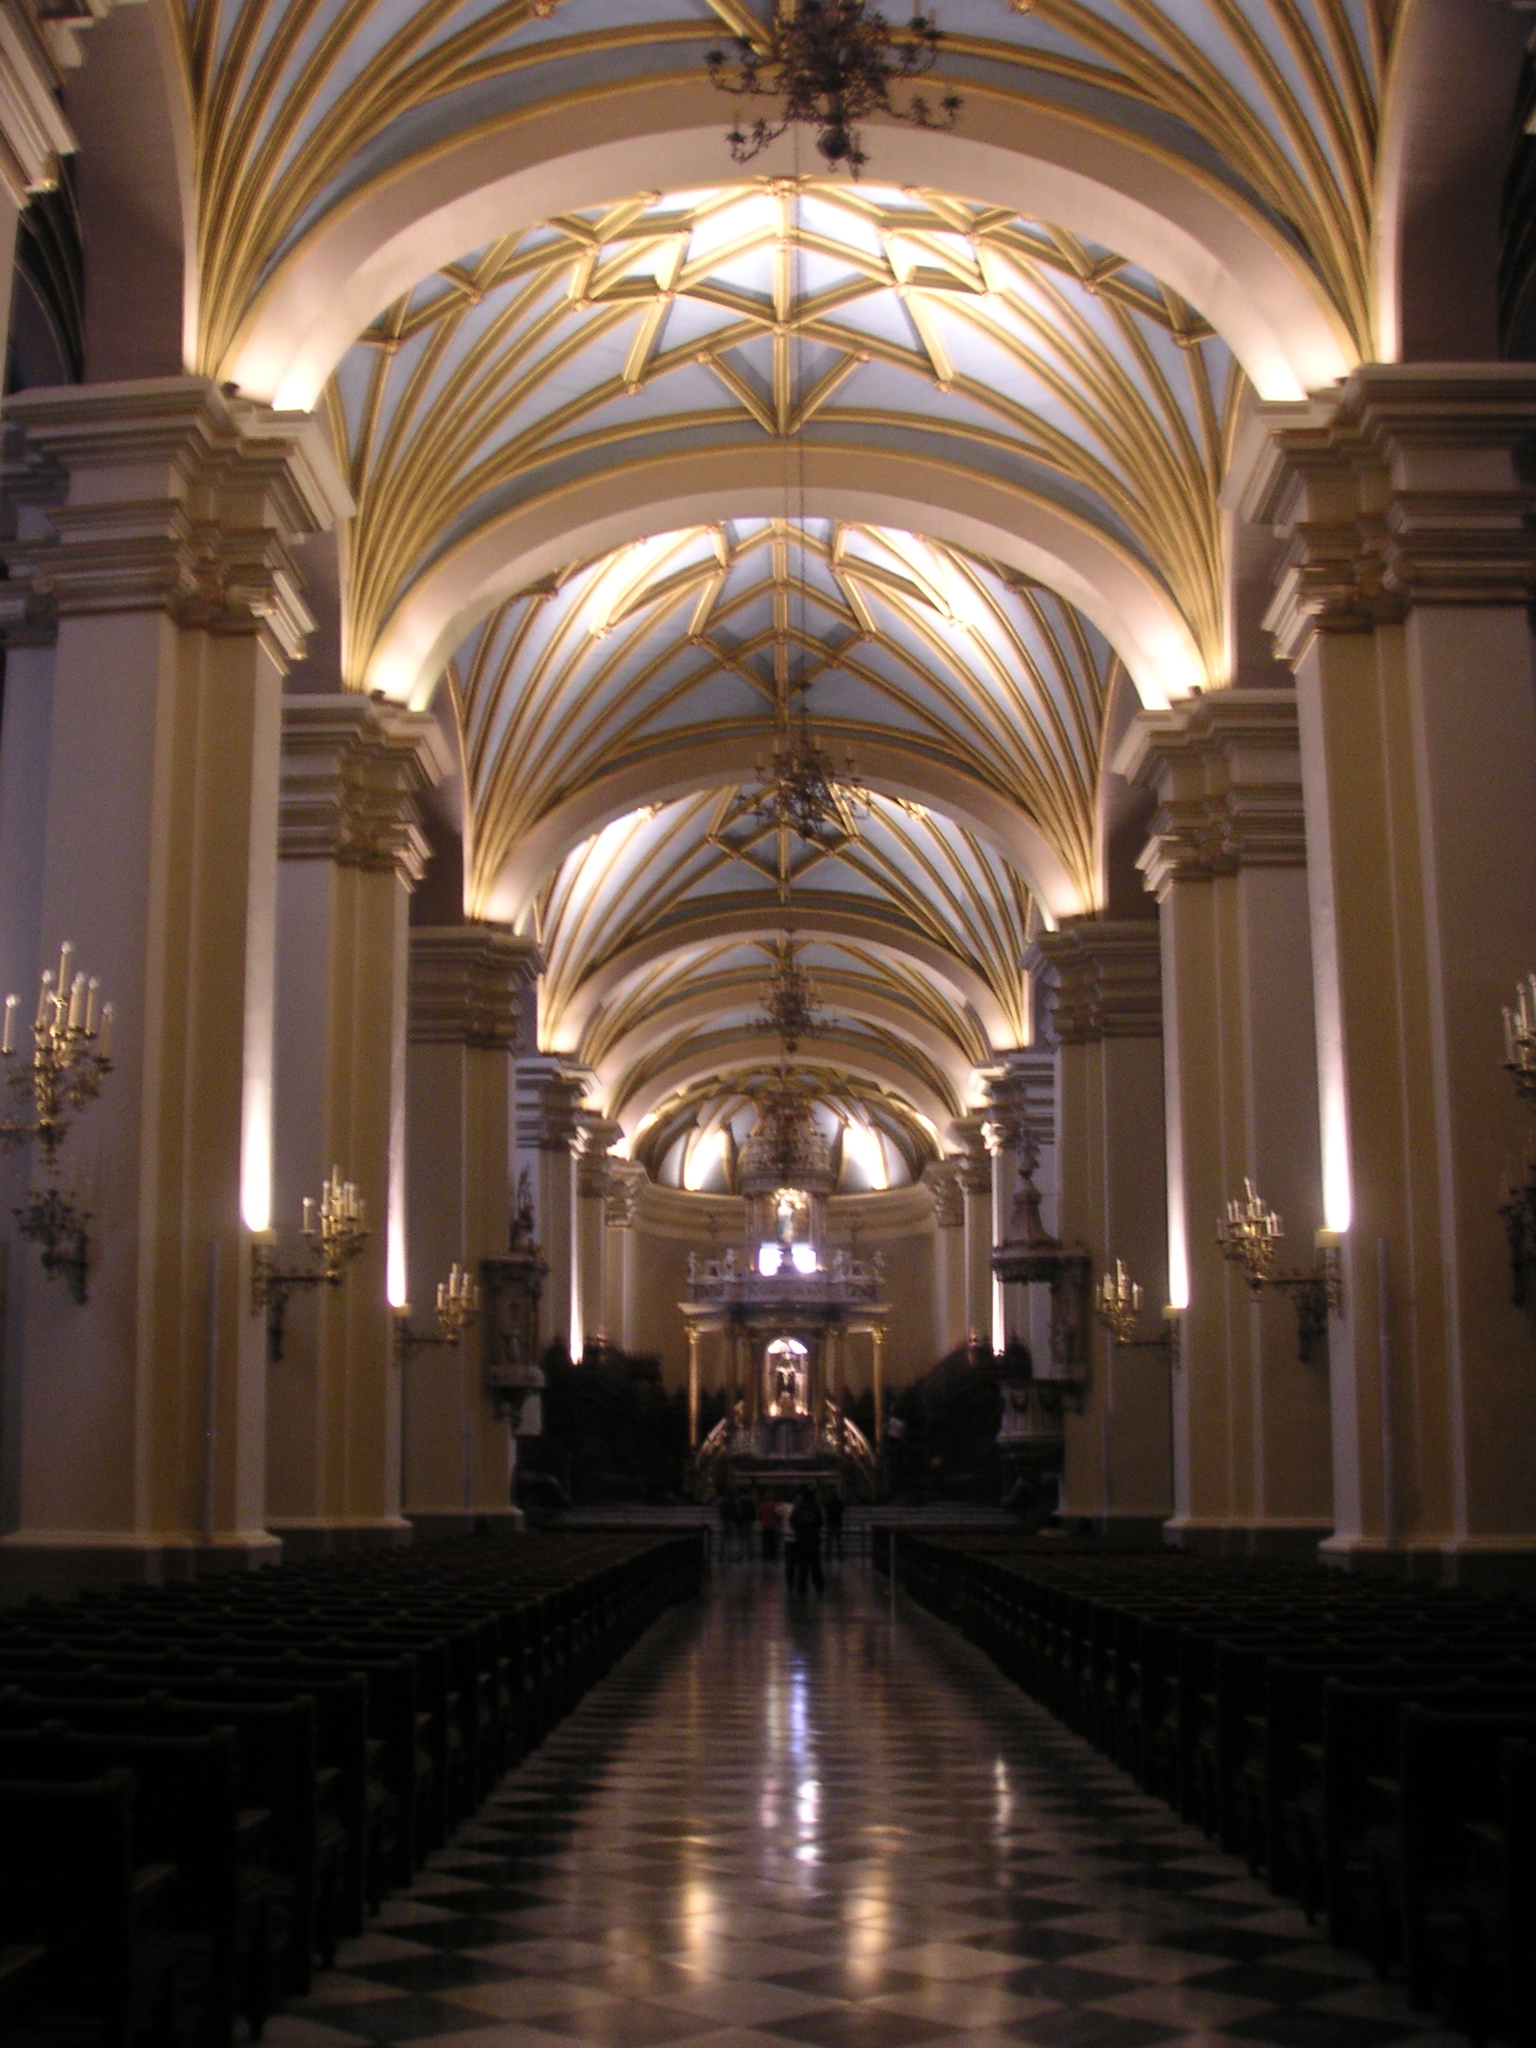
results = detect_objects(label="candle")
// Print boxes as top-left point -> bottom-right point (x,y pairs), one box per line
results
57,942 -> 71,996
84,979 -> 98,1036
2,995 -> 15,1058
98,1003 -> 113,1059
67,973 -> 84,1032
35,970 -> 51,1030
1507,1007 -> 1518,1064
302,1196 -> 315,1236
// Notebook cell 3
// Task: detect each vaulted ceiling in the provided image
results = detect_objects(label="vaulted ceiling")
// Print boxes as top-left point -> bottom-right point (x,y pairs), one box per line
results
151,0 -> 1401,1171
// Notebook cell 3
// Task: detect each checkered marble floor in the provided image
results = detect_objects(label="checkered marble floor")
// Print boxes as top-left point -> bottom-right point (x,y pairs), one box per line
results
266,1560 -> 1463,2048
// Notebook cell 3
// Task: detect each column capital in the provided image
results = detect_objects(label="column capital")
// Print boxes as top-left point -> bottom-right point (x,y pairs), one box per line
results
1241,367 -> 1536,666
1115,690 -> 1305,896
0,1 -> 74,204
604,1161 -> 647,1230
922,1158 -> 965,1229
980,1048 -> 1056,1142
516,1057 -> 593,1153
1026,921 -> 1163,1043
280,695 -> 449,884
948,1115 -> 993,1195
408,924 -> 542,1048
0,378 -> 352,664
576,1114 -> 625,1199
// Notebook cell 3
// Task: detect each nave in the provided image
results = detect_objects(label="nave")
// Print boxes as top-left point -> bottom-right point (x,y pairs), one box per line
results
270,1564 -> 1449,2048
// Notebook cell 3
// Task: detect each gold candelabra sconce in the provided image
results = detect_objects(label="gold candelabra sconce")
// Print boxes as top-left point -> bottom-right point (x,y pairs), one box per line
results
394,1263 -> 482,1360
1215,1178 -> 1343,1364
0,942 -> 114,1304
251,1167 -> 369,1362
1499,973 -> 1536,1305
1093,1259 -> 1181,1369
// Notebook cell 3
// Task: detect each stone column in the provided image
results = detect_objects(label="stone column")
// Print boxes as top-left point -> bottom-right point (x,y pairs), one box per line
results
1119,691 -> 1331,1553
921,1159 -> 965,1357
1245,367 -> 1536,1582
515,1057 -> 590,1358
264,696 -> 447,1552
1027,921 -> 1170,1541
575,1114 -> 623,1353
603,1161 -> 646,1351
401,923 -> 540,1536
949,1115 -> 994,1345
0,378 -> 348,1593
984,1051 -> 1056,1351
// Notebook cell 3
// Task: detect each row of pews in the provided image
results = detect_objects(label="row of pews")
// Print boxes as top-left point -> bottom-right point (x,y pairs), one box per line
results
878,1531 -> 1536,2048
0,1528 -> 704,2048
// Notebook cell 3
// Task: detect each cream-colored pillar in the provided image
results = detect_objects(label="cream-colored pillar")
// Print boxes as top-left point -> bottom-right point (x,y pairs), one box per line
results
603,1162 -> 645,1350
949,1115 -> 993,1343
401,923 -> 541,1536
0,379 -> 347,1593
575,1114 -> 623,1352
984,1051 -> 1055,1351
1119,692 -> 1332,1553
264,697 -> 446,1552
921,1160 -> 965,1357
515,1058 -> 589,1357
1027,922 -> 1171,1540
1246,367 -> 1536,1583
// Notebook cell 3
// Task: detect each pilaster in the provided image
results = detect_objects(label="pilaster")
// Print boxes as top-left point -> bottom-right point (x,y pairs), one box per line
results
0,378 -> 349,1594
603,1161 -> 647,1352
948,1114 -> 994,1346
1244,365 -> 1536,1582
1120,690 -> 1330,1554
515,1057 -> 592,1356
574,1113 -> 624,1351
265,694 -> 448,1552
402,924 -> 540,1534
922,1158 -> 965,1357
1026,922 -> 1169,1538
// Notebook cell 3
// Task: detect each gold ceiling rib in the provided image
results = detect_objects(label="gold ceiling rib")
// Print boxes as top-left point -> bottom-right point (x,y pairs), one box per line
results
324,183 -> 1240,687
183,1 -> 1390,381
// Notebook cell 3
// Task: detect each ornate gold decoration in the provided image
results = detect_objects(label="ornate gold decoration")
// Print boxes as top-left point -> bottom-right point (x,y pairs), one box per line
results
395,1262 -> 482,1359
0,940 -> 115,1303
251,1168 -> 370,1362
1093,1257 -> 1180,1370
706,0 -> 960,176
1216,1177 -> 1343,1364
757,934 -> 823,1051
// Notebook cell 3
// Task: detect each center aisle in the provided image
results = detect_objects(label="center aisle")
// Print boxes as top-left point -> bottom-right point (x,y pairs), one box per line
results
272,1559 -> 1455,2048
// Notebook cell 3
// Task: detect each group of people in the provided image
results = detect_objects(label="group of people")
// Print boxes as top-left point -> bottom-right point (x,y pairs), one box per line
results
716,1486 -> 845,1593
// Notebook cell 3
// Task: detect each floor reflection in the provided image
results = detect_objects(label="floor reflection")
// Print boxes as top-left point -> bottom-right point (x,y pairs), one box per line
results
271,1557 -> 1452,2048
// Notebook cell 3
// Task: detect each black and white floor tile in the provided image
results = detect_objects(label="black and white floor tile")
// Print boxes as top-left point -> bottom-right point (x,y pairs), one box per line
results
265,1561 -> 1461,2048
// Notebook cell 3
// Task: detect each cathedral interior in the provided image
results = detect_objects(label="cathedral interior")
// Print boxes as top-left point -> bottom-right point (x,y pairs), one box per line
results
0,2 -> 1534,2046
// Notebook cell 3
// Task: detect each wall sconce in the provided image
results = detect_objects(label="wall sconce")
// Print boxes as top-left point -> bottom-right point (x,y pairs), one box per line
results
1,942 -> 114,1302
252,1167 -> 369,1361
394,1263 -> 481,1361
1216,1178 -> 1342,1363
1094,1258 -> 1181,1369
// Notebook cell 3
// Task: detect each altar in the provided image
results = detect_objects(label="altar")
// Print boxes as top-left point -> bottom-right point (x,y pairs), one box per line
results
680,1079 -> 886,1492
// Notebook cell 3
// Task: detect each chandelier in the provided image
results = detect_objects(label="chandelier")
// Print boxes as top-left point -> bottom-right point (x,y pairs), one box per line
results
706,0 -> 960,176
758,935 -> 823,1052
753,716 -> 868,847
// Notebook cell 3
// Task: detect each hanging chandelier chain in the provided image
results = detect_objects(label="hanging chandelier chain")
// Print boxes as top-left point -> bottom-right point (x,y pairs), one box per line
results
706,0 -> 961,176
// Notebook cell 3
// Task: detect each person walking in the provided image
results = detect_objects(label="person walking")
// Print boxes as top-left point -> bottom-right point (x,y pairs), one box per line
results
789,1487 -> 825,1595
824,1488 -> 845,1562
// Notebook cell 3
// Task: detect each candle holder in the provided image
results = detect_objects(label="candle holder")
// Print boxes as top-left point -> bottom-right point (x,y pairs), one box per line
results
251,1167 -> 369,1362
1216,1178 -> 1342,1363
0,943 -> 114,1300
394,1263 -> 482,1360
1093,1259 -> 1181,1369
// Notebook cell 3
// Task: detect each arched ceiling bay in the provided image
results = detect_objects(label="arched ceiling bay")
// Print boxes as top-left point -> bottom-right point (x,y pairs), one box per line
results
446,517 -> 1119,924
529,785 -> 1034,1131
187,0 -> 1386,401
326,178 -> 1238,699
